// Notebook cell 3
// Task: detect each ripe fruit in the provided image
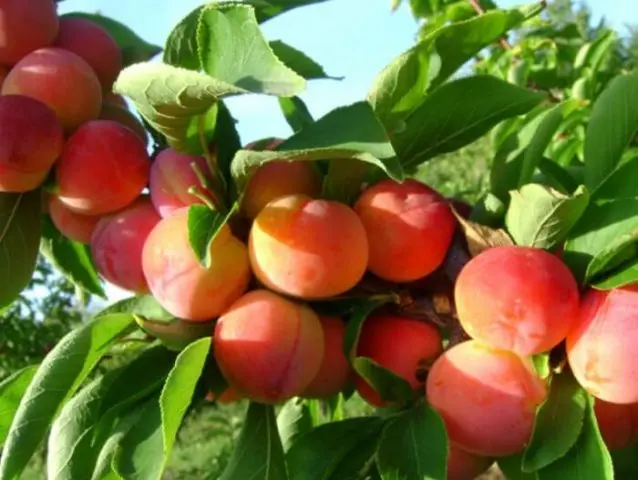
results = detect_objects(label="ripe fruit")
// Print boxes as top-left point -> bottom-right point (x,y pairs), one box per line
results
0,0 -> 59,66
214,289 -> 324,404
142,208 -> 251,321
354,179 -> 456,282
55,120 -> 151,215
2,48 -> 102,132
98,103 -> 148,145
240,160 -> 322,219
103,92 -> 128,109
0,66 -> 8,87
426,340 -> 547,457
48,195 -> 100,244
149,148 -> 212,217
91,197 -> 160,293
301,316 -> 352,398
455,246 -> 579,356
355,313 -> 442,407
0,95 -> 63,192
54,17 -> 122,90
594,399 -> 638,451
567,286 -> 638,404
249,194 -> 368,299
447,444 -> 492,480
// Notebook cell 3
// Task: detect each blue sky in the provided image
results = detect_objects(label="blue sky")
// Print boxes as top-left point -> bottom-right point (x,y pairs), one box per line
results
56,0 -> 633,301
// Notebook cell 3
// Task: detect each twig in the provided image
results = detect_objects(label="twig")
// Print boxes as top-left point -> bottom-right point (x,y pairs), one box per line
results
468,0 -> 513,50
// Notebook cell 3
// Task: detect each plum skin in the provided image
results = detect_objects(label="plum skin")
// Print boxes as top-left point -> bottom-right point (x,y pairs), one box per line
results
455,245 -> 580,356
426,340 -> 547,457
214,289 -> 325,404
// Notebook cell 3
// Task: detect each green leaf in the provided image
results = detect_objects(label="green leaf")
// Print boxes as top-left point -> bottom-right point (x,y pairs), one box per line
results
584,71 -> 638,190
40,215 -> 105,298
563,199 -> 638,283
368,3 -> 542,130
231,102 -> 403,197
0,190 -> 42,309
62,12 -> 161,66
96,295 -> 173,321
114,394 -> 164,480
536,158 -> 580,194
0,365 -> 37,448
163,5 -> 203,70
219,402 -> 288,480
279,96 -> 314,133
0,314 -> 135,480
47,371 -> 119,480
532,353 -> 551,379
352,357 -> 415,405
135,316 -> 214,352
611,442 -> 638,479
394,75 -> 545,170
277,397 -> 316,452
269,40 -> 335,80
286,417 -> 385,480
188,204 -> 237,268
592,256 -> 638,290
505,184 -> 590,250
160,337 -> 211,469
592,155 -> 638,202
248,0 -> 332,23
518,100 -> 581,186
537,394 -> 613,480
376,403 -> 448,480
197,5 -> 306,95
499,453 -> 538,480
523,372 -> 588,471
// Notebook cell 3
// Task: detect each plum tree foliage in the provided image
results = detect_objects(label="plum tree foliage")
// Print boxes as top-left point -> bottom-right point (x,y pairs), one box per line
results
1,1 -> 638,480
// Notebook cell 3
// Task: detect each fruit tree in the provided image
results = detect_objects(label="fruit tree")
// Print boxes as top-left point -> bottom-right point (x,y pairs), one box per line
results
1,0 -> 638,479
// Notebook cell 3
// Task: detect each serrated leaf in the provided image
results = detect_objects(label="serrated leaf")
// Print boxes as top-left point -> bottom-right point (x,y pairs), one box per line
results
0,190 -> 42,309
394,75 -> 545,170
96,295 -> 173,321
519,100 -> 581,186
523,373 -> 587,472
277,397 -> 316,452
537,394 -> 613,480
269,40 -> 335,80
584,71 -> 638,190
506,184 -> 590,250
563,199 -> 638,283
219,402 -> 288,480
279,96 -> 314,133
0,365 -> 37,448
62,12 -> 161,66
160,337 -> 211,469
353,357 -> 415,405
0,314 -> 135,480
376,403 -> 448,480
188,204 -> 236,267
197,5 -> 305,95
114,394 -> 164,480
40,215 -> 105,298
287,417 -> 385,480
231,102 -> 403,198
163,6 -> 203,70
368,4 -> 542,130
453,209 -> 514,257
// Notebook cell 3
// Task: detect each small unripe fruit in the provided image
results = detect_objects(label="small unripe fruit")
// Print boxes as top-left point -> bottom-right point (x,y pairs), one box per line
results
2,48 -> 102,132
301,316 -> 352,399
354,179 -> 456,282
567,286 -> 638,404
249,194 -> 368,299
91,197 -> 160,293
455,246 -> 579,356
355,313 -> 442,407
48,195 -> 101,244
0,0 -> 59,66
142,208 -> 251,321
0,95 -> 63,192
54,17 -> 122,90
56,120 -> 151,215
214,289 -> 324,404
427,340 -> 547,457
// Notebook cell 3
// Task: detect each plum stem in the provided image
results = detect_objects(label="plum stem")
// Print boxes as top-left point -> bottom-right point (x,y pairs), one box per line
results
198,114 -> 228,206
467,0 -> 512,50
188,186 -> 219,212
